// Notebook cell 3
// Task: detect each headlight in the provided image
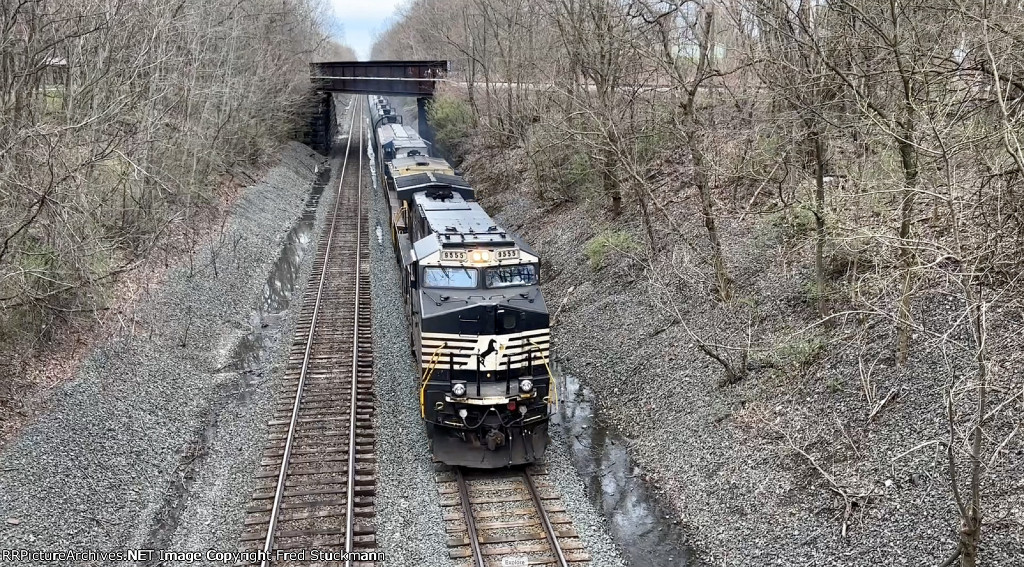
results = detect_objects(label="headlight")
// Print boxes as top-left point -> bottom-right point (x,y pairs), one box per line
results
519,379 -> 534,393
452,383 -> 467,397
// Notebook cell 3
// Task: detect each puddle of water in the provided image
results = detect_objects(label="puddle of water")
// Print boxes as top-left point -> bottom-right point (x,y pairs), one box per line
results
366,121 -> 379,190
229,167 -> 329,372
552,369 -> 699,567
262,169 -> 327,314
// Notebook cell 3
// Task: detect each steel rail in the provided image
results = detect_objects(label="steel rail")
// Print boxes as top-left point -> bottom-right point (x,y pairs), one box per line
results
524,470 -> 570,567
260,99 -> 359,567
343,98 -> 366,567
455,468 -> 485,567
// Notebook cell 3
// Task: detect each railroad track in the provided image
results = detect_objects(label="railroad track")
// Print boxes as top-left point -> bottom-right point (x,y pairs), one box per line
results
438,466 -> 592,567
239,98 -> 376,566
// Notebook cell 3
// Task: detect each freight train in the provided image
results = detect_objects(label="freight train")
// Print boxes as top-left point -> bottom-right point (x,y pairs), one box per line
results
368,96 -> 554,468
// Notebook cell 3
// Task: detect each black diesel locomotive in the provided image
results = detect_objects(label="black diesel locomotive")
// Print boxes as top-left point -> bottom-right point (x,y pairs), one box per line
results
368,96 -> 554,468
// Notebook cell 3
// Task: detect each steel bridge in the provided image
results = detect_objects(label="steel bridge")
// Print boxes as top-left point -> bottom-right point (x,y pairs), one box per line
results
302,60 -> 449,153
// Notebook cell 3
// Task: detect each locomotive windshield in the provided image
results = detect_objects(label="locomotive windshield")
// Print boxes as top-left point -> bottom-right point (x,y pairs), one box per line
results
484,264 -> 538,288
423,266 -> 478,288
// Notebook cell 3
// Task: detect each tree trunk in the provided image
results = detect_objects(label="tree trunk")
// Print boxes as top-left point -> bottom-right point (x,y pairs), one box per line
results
685,121 -> 731,301
959,282 -> 987,567
811,130 -> 828,319
605,134 -> 621,218
895,131 -> 918,365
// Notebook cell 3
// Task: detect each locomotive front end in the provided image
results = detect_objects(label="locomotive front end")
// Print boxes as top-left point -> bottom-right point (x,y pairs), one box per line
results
387,174 -> 555,468
415,245 -> 553,468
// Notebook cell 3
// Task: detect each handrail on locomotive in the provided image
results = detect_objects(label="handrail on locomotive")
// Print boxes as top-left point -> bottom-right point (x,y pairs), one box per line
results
420,341 -> 448,419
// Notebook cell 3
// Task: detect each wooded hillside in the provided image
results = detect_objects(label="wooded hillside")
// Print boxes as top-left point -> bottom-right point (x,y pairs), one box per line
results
374,2 -> 1024,565
1,1 -> 348,387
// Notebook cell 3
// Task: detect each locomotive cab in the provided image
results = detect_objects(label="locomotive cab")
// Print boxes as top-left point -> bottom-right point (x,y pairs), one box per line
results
400,188 -> 552,467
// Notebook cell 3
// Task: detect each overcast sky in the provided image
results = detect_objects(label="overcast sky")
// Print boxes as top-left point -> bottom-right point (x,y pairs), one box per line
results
328,0 -> 406,60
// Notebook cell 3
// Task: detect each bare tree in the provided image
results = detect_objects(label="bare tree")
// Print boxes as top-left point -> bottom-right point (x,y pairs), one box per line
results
1,0 -> 338,392
629,0 -> 735,301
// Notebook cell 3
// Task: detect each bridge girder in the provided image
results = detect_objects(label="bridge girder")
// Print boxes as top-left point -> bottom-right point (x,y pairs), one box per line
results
310,60 -> 448,97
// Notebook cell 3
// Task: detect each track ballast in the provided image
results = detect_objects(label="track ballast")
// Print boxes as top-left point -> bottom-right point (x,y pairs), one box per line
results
438,465 -> 592,567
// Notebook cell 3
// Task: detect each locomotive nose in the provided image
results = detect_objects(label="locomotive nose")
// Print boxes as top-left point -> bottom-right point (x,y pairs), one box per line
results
418,298 -> 551,377
434,303 -> 546,336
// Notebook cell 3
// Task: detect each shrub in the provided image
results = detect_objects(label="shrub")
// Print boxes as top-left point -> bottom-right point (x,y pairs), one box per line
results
769,206 -> 818,241
758,335 -> 827,379
427,93 -> 476,162
584,230 -> 638,269
525,125 -> 602,204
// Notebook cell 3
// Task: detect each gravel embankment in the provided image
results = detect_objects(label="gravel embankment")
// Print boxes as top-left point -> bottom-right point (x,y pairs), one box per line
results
489,191 -> 1024,566
367,141 -> 628,566
163,144 -> 341,560
0,141 -> 326,566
